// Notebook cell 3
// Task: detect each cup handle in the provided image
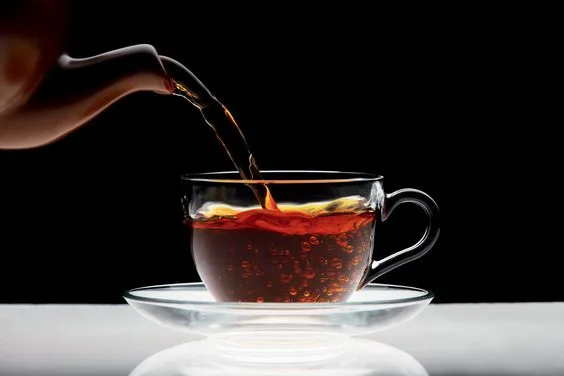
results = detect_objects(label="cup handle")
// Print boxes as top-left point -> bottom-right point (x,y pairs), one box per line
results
358,188 -> 441,289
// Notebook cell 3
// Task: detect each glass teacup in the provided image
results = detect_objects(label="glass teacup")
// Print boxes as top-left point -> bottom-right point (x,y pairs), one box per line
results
181,171 -> 439,303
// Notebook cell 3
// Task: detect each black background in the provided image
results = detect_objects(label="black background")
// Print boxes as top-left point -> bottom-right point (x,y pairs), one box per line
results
0,2 -> 556,303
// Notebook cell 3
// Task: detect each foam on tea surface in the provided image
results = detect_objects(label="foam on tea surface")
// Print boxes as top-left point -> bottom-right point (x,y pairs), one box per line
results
188,196 -> 376,303
194,195 -> 369,219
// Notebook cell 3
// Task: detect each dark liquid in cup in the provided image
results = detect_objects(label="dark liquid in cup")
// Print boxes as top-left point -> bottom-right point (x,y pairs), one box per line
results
188,196 -> 376,303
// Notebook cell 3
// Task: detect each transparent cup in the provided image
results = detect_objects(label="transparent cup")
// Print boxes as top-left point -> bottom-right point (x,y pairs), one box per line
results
180,171 -> 440,303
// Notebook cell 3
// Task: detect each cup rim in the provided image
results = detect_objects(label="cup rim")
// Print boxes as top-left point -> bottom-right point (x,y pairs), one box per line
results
180,170 -> 383,184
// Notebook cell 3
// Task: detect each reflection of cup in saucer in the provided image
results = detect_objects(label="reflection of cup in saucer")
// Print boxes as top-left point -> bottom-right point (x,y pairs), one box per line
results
129,337 -> 429,376
181,171 -> 440,303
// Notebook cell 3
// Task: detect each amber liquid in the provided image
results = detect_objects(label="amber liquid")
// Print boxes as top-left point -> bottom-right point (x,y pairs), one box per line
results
159,57 -> 278,210
189,197 -> 376,303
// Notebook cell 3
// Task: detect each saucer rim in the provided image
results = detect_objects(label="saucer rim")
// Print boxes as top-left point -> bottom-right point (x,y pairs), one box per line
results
123,282 -> 434,308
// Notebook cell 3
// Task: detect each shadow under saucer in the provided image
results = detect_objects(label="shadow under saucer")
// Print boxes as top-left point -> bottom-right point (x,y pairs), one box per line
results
129,337 -> 428,376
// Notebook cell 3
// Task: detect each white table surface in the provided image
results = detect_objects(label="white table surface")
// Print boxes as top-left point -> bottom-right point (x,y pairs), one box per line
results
1,303 -> 563,375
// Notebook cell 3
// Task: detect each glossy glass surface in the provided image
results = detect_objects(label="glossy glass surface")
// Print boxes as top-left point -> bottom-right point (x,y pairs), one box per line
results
181,170 -> 440,299
124,282 -> 434,345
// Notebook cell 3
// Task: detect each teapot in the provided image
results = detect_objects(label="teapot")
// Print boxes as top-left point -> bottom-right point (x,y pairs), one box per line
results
0,0 -> 172,149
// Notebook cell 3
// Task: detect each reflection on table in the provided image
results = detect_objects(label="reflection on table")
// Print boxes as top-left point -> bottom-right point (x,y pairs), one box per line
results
1,304 -> 563,375
129,337 -> 428,376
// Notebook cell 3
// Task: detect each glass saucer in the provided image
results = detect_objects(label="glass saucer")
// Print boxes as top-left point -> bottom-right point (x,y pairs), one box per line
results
124,282 -> 432,358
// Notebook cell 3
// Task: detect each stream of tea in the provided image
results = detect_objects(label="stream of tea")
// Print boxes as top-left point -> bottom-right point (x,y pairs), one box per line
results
159,56 -> 279,211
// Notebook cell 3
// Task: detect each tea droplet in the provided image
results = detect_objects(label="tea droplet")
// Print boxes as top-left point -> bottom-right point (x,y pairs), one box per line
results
256,296 -> 264,303
308,236 -> 320,246
330,258 -> 343,269
241,261 -> 250,268
304,266 -> 316,279
345,245 -> 354,253
247,243 -> 253,250
301,279 -> 309,287
319,257 -> 328,265
271,249 -> 279,256
289,287 -> 298,296
227,265 -> 233,271
303,290 -> 311,297
301,242 -> 312,252
266,281 -> 273,288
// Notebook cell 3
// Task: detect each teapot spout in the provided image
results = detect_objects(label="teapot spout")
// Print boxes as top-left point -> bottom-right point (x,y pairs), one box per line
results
0,44 -> 172,149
